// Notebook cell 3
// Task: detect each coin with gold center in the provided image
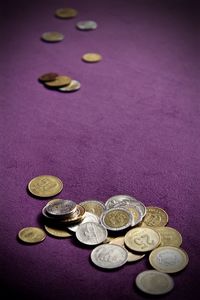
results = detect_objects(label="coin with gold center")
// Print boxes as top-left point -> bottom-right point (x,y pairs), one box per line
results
18,227 -> 46,243
154,227 -> 182,247
100,207 -> 132,231
140,206 -> 168,227
82,53 -> 102,63
28,175 -> 63,198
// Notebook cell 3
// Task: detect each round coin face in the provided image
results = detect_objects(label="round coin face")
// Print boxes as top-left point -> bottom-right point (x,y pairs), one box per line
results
58,79 -> 81,92
91,244 -> 128,269
100,207 -> 132,231
76,222 -> 107,245
79,200 -> 105,217
55,7 -> 78,18
41,31 -> 64,42
82,53 -> 102,63
140,206 -> 168,227
38,72 -> 59,82
44,75 -> 71,87
45,199 -> 77,217
124,227 -> 161,252
135,270 -> 174,295
44,225 -> 72,238
18,227 -> 46,244
149,246 -> 189,273
28,175 -> 63,198
76,20 -> 97,30
154,227 -> 182,248
67,212 -> 99,232
105,194 -> 139,210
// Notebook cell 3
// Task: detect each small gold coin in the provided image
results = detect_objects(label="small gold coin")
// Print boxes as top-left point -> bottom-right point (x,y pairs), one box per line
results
41,31 -> 64,42
79,200 -> 105,217
44,225 -> 72,238
149,246 -> 189,273
82,53 -> 102,63
38,72 -> 59,82
140,206 -> 168,227
44,75 -> 72,87
18,227 -> 46,244
124,227 -> 161,252
28,175 -> 63,198
55,7 -> 78,19
101,207 -> 132,231
154,227 -> 182,247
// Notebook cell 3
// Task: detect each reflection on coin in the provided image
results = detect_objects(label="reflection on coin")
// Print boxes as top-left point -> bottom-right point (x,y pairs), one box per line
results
44,225 -> 72,238
76,222 -> 107,245
105,194 -> 139,210
79,200 -> 105,217
76,20 -> 97,30
45,199 -> 76,217
149,246 -> 189,273
154,227 -> 182,247
28,175 -> 63,197
55,7 -> 78,19
91,244 -> 128,269
82,53 -> 102,63
44,76 -> 71,87
135,270 -> 174,295
58,80 -> 81,92
126,205 -> 144,226
38,72 -> 59,82
124,227 -> 160,252
67,212 -> 99,232
18,227 -> 46,244
140,206 -> 168,227
41,31 -> 64,42
101,207 -> 132,231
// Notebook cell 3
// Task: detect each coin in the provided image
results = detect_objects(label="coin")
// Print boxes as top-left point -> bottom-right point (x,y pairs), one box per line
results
18,227 -> 46,244
58,80 -> 81,92
154,227 -> 182,247
105,194 -> 139,210
67,212 -> 99,232
45,199 -> 77,217
149,246 -> 189,273
126,205 -> 144,226
28,175 -> 63,198
82,53 -> 102,63
76,222 -> 107,245
90,244 -> 128,269
100,207 -> 132,231
44,75 -> 71,88
44,225 -> 72,238
41,31 -> 64,42
76,20 -> 97,30
124,227 -> 161,252
38,72 -> 59,82
140,206 -> 168,227
55,7 -> 78,19
79,200 -> 105,217
135,270 -> 174,295
59,205 -> 85,224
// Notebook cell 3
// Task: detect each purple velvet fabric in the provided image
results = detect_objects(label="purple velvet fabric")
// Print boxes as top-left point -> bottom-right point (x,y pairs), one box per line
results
1,0 -> 199,299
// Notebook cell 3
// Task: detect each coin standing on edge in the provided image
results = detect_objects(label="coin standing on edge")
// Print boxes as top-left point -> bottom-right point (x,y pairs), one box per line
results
28,175 -> 63,198
41,31 -> 64,42
135,270 -> 174,295
82,53 -> 102,63
18,227 -> 46,244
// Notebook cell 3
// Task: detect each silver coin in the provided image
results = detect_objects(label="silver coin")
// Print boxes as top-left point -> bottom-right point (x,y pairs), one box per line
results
100,207 -> 133,231
78,200 -> 105,217
45,199 -> 77,217
91,244 -> 128,269
58,80 -> 81,92
135,270 -> 174,295
75,222 -> 107,245
67,212 -> 99,232
125,204 -> 144,226
76,20 -> 97,30
105,195 -> 139,210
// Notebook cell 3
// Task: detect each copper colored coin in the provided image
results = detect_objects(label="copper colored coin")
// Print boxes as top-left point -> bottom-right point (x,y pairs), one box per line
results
39,73 -> 59,82
55,7 -> 78,19
44,76 -> 71,87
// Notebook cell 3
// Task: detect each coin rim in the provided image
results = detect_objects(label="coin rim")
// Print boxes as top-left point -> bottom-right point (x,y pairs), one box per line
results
100,207 -> 133,231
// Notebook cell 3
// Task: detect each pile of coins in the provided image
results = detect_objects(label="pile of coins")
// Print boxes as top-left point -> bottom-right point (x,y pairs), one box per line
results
18,175 -> 189,296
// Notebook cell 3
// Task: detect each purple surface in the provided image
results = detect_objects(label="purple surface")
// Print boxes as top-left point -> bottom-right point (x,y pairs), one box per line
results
1,0 -> 199,299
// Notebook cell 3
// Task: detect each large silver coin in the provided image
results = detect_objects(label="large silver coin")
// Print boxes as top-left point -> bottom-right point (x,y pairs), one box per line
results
135,270 -> 174,295
45,199 -> 77,217
67,212 -> 99,232
105,195 -> 139,210
75,222 -> 107,245
91,244 -> 128,269
76,20 -> 97,30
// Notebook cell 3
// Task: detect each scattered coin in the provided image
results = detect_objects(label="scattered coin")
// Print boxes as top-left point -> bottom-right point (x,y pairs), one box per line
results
58,79 -> 81,92
154,227 -> 182,247
45,199 -> 77,218
105,194 -> 139,210
76,20 -> 97,30
100,207 -> 133,231
28,175 -> 63,198
55,7 -> 78,19
82,53 -> 102,63
135,270 -> 174,295
79,200 -> 105,217
44,75 -> 71,88
44,225 -> 72,238
149,246 -> 189,273
140,206 -> 168,227
76,222 -> 107,245
38,72 -> 59,82
91,244 -> 128,269
41,31 -> 64,42
67,212 -> 99,232
18,227 -> 46,244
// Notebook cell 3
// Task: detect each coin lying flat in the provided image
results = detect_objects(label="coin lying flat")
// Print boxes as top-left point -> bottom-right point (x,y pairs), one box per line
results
149,246 -> 189,273
38,72 -> 59,82
76,222 -> 107,245
105,194 -> 139,210
82,53 -> 102,63
124,227 -> 161,252
58,80 -> 81,92
100,207 -> 132,231
28,175 -> 63,198
41,31 -> 64,42
59,205 -> 85,224
44,75 -> 71,88
45,199 -> 77,218
135,270 -> 174,295
76,20 -> 97,30
55,7 -> 78,19
18,227 -> 46,244
79,200 -> 105,217
91,244 -> 128,269
44,225 -> 72,238
154,227 -> 182,247
67,212 -> 99,232
140,206 -> 168,227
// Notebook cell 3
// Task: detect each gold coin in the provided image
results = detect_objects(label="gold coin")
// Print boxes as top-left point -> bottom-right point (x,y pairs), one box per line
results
41,31 -> 64,42
82,53 -> 102,63
101,207 -> 132,231
55,7 -> 78,19
44,75 -> 71,87
79,200 -> 105,217
154,227 -> 182,247
149,246 -> 189,273
18,227 -> 46,244
28,175 -> 63,198
124,227 -> 161,252
59,205 -> 85,224
38,72 -> 59,82
140,206 -> 168,227
44,225 -> 72,238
